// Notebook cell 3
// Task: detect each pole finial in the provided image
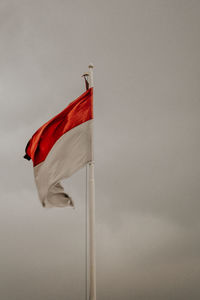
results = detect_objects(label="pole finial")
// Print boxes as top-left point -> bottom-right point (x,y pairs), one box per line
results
88,63 -> 94,69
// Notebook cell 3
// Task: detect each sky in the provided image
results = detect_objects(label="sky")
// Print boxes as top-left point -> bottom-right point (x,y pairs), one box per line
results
0,0 -> 200,299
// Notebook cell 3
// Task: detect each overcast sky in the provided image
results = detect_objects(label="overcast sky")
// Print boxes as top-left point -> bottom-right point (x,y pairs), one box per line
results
1,0 -> 200,299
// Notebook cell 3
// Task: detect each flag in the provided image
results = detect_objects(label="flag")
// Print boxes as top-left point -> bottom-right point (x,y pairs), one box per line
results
24,88 -> 93,207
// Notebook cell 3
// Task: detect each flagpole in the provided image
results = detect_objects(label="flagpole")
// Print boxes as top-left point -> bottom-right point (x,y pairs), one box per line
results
88,63 -> 96,300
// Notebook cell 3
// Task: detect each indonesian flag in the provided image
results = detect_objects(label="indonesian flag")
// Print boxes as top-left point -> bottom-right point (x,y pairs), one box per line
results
24,88 -> 93,208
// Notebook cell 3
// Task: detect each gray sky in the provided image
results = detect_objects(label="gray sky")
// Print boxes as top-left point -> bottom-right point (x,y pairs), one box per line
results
1,0 -> 200,299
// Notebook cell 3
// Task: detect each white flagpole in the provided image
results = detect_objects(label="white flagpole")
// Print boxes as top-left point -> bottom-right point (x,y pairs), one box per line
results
88,63 -> 96,300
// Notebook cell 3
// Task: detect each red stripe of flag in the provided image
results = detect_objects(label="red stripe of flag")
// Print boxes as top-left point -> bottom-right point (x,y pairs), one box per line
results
24,88 -> 93,166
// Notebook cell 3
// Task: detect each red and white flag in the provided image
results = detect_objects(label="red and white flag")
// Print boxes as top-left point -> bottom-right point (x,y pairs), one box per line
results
24,88 -> 93,207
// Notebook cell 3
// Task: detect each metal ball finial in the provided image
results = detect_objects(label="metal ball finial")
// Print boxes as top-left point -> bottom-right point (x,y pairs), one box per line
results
88,63 -> 94,68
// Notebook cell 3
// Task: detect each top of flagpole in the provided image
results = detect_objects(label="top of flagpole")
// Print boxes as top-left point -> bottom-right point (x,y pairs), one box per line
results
88,63 -> 94,88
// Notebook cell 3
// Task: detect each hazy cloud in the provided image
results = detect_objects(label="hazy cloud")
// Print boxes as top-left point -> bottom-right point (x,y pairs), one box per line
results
1,0 -> 200,299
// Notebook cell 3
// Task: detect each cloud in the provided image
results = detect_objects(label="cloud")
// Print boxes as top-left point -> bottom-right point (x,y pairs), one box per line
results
0,0 -> 200,299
